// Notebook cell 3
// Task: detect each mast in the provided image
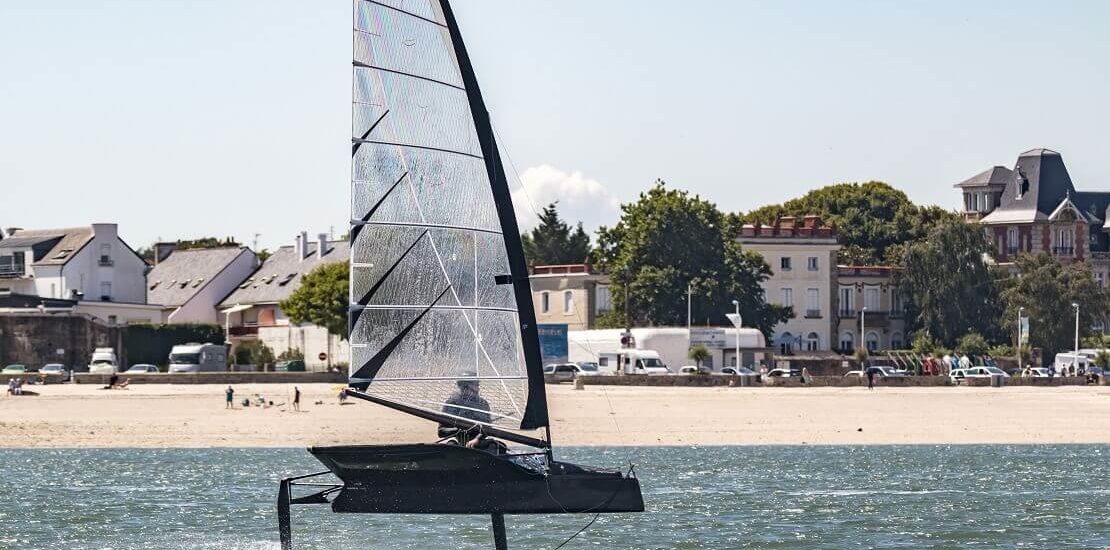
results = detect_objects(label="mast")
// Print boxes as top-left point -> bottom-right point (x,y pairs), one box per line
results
436,0 -> 550,431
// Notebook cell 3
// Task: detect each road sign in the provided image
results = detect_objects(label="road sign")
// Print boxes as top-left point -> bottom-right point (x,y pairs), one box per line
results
318,352 -> 328,361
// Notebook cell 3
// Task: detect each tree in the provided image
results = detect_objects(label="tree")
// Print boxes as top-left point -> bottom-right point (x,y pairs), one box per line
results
594,181 -> 789,337
235,340 -> 275,369
280,261 -> 350,340
741,182 -> 959,264
520,203 -> 591,265
957,332 -> 989,358
999,254 -> 1109,362
898,218 -> 1001,346
688,345 -> 710,368
911,332 -> 940,356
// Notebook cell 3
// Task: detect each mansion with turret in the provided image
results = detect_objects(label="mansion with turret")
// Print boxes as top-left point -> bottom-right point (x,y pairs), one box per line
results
956,148 -> 1110,285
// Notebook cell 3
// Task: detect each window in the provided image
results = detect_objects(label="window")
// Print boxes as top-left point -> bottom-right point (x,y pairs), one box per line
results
891,288 -> 904,315
100,282 -> 112,301
780,288 -> 793,308
1097,272 -> 1105,287
891,332 -> 904,350
805,288 -> 820,317
107,315 -> 117,325
839,287 -> 854,316
807,257 -> 819,271
540,292 -> 550,313
779,332 -> 795,353
50,283 -> 56,298
595,285 -> 612,315
52,249 -> 73,260
804,332 -> 820,352
1056,227 -> 1074,256
1007,227 -> 1018,255
864,287 -> 880,311
839,332 -> 855,352
780,257 -> 792,271
866,331 -> 880,352
563,291 -> 573,314
99,244 -> 112,266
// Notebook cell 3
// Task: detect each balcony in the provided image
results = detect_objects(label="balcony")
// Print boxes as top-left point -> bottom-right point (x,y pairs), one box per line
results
1052,246 -> 1075,256
838,309 -> 857,319
228,326 -> 259,337
1006,247 -> 1019,257
889,310 -> 905,319
0,266 -> 26,279
804,309 -> 822,319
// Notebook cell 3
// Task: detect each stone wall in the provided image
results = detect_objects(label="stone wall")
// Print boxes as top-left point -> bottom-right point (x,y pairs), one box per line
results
0,313 -> 124,368
73,371 -> 347,385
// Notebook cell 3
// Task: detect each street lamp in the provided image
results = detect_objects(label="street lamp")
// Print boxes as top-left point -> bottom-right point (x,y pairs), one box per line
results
1073,302 -> 1080,370
860,306 -> 868,354
1017,306 -> 1025,368
731,299 -> 741,369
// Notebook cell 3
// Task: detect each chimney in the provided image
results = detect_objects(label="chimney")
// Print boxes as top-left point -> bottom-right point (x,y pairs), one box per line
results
91,223 -> 118,240
296,231 -> 308,261
153,242 -> 177,265
5,227 -> 22,237
317,233 -> 328,259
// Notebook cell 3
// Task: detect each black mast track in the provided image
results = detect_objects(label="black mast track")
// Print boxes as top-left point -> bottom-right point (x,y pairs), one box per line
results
437,0 -> 550,432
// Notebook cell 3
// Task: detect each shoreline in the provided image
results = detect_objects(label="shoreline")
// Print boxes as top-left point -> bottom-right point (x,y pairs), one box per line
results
1,384 -> 1108,448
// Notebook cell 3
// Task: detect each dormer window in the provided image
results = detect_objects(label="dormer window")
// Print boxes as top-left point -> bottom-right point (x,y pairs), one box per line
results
53,249 -> 73,260
149,281 -> 161,291
192,278 -> 205,288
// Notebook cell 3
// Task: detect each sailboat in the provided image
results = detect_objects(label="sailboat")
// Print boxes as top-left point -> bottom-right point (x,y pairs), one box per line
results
276,1 -> 644,547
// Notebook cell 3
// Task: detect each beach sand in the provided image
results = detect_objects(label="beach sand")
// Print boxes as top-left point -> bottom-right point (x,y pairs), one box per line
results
0,383 -> 1107,448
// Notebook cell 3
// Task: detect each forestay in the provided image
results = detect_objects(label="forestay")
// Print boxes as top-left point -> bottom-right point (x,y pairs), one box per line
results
348,0 -> 548,432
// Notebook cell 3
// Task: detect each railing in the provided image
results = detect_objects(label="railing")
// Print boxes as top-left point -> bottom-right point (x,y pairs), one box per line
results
889,310 -> 904,319
228,326 -> 260,337
1053,246 -> 1075,256
0,266 -> 26,278
1006,247 -> 1019,256
1092,252 -> 1110,262
804,309 -> 822,318
838,309 -> 856,319
98,257 -> 114,266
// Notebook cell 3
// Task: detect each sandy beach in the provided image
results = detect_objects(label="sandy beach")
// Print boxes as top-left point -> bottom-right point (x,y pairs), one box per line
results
0,383 -> 1107,448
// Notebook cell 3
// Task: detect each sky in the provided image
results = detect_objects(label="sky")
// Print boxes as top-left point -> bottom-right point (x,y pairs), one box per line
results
2,1 -> 1109,251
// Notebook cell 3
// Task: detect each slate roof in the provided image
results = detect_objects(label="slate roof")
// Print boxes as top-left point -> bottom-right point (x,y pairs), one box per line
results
147,247 -> 253,308
6,227 -> 95,266
954,166 -> 1012,188
981,148 -> 1076,225
219,240 -> 349,307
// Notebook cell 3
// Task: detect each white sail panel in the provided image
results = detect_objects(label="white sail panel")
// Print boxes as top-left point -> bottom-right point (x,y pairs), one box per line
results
349,0 -> 538,430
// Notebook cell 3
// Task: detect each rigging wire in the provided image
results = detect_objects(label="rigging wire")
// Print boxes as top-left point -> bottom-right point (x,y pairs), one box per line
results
552,513 -> 602,550
490,119 -> 541,221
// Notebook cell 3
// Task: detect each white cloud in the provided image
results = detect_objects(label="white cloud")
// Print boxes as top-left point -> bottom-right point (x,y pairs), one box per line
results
510,164 -> 622,233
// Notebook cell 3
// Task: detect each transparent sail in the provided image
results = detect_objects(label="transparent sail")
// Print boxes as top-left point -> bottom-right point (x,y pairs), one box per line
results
348,0 -> 544,430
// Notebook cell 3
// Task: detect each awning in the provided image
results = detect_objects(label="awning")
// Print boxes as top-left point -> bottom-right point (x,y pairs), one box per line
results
221,304 -> 253,314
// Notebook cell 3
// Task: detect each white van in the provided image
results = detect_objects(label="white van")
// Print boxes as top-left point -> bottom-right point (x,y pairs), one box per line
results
1053,352 -> 1090,373
598,349 -> 670,376
168,343 -> 228,373
88,348 -> 118,374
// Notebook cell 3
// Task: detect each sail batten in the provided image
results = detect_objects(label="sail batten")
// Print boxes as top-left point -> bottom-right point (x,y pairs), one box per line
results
348,0 -> 548,433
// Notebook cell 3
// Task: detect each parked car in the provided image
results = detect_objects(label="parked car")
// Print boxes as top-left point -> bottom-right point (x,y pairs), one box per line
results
679,365 -> 711,375
274,360 -> 306,372
719,366 -> 756,376
2,364 -> 28,374
548,363 -> 598,382
1025,367 -> 1052,378
764,368 -> 800,378
39,363 -> 68,381
543,365 -> 557,375
126,364 -> 160,373
950,366 -> 1010,383
88,347 -> 119,374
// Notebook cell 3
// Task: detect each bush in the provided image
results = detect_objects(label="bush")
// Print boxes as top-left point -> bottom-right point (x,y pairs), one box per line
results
1096,350 -> 1110,369
854,347 -> 869,365
957,332 -> 988,357
234,340 -> 275,369
278,348 -> 304,361
911,332 -> 940,356
687,345 -> 710,368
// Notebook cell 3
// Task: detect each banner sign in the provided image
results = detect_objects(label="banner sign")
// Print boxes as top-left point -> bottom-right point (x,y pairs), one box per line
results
690,327 -> 728,349
538,324 -> 568,365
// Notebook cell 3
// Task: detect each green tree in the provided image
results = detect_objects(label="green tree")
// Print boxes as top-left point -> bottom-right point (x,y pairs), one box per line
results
520,203 -> 591,265
280,261 -> 350,340
999,254 -> 1108,362
911,332 -> 940,356
898,218 -> 1001,346
741,182 -> 959,264
957,332 -> 989,358
235,340 -> 275,369
688,345 -> 711,368
594,181 -> 789,337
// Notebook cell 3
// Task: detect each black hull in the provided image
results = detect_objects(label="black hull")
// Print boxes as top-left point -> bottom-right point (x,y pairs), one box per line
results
309,444 -> 644,514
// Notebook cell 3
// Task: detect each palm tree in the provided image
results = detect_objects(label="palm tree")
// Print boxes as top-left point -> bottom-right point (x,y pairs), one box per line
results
688,345 -> 711,372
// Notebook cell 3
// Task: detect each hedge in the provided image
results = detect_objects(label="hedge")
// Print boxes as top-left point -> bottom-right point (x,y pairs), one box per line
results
123,323 -> 224,367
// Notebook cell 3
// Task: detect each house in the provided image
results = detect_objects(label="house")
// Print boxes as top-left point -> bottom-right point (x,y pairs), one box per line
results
219,232 -> 349,370
835,266 -> 907,353
956,148 -> 1110,284
737,216 -> 840,353
529,263 -> 611,331
146,246 -> 259,324
0,223 -> 147,303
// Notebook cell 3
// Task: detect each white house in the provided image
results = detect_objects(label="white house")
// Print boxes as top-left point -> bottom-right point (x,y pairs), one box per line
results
568,327 -> 772,372
0,224 -> 147,304
146,246 -> 258,324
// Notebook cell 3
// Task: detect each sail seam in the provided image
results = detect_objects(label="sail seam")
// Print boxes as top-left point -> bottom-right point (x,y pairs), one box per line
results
351,138 -> 482,159
369,375 -> 528,382
353,61 -> 465,92
362,0 -> 447,29
350,304 -> 518,312
350,220 -> 502,235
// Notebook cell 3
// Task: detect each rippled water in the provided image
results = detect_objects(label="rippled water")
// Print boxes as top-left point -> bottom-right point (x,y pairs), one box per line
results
1,446 -> 1107,549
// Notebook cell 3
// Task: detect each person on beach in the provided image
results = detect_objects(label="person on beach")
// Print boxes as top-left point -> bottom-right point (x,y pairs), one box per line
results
959,354 -> 971,370
293,386 -> 301,411
6,378 -> 15,396
801,367 -> 810,385
225,385 -> 234,409
866,367 -> 875,390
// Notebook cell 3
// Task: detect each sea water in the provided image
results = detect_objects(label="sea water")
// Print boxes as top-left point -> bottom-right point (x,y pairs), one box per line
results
0,445 -> 1106,549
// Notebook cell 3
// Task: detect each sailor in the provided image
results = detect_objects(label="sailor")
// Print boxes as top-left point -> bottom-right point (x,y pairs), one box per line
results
440,372 -> 503,453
